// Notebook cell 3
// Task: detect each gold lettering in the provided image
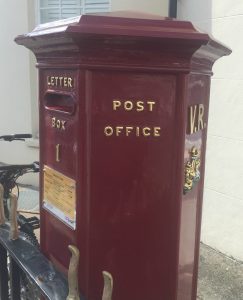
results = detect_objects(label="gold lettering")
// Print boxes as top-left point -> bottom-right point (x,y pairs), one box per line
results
104,126 -> 113,136
154,127 -> 161,137
190,105 -> 197,134
143,127 -> 151,136
198,104 -> 205,130
51,117 -> 56,128
116,126 -> 123,136
51,117 -> 66,130
56,144 -> 61,162
47,76 -> 73,88
136,101 -> 144,112
61,121 -> 66,130
68,78 -> 73,88
59,77 -> 63,86
56,120 -> 61,129
124,101 -> 133,111
188,104 -> 207,134
126,127 -> 133,136
112,99 -> 157,112
113,100 -> 121,111
147,101 -> 156,112
104,126 -> 161,138
106,99 -> 163,138
136,127 -> 140,137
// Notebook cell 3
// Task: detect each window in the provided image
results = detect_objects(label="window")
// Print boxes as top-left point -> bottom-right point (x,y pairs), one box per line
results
39,0 -> 111,24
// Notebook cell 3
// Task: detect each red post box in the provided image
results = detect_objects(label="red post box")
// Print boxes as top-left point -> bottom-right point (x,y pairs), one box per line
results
16,12 -> 231,300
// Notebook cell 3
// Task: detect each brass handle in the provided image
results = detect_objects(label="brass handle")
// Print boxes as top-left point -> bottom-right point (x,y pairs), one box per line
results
102,271 -> 113,300
0,184 -> 5,225
9,193 -> 19,240
66,245 -> 80,300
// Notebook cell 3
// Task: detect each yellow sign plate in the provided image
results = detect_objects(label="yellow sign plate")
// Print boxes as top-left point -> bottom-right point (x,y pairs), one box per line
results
43,165 -> 76,229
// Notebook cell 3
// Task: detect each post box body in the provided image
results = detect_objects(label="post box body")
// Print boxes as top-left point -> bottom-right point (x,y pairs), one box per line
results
16,12 -> 230,300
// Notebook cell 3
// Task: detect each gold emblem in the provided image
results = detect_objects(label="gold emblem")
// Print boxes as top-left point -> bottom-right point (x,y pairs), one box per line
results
184,147 -> 201,194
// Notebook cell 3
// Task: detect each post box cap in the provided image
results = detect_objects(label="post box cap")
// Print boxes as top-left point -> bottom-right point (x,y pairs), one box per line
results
16,11 -> 211,42
15,11 -> 231,72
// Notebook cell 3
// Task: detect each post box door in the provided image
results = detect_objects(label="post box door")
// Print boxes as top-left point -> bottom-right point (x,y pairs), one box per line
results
39,69 -> 80,272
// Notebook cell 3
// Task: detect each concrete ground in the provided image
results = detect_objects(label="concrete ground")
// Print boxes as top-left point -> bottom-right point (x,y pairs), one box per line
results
17,185 -> 39,211
17,187 -> 243,300
198,243 -> 243,300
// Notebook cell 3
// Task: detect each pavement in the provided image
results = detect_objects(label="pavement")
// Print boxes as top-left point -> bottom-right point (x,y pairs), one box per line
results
198,244 -> 243,300
17,185 -> 39,211
17,186 -> 243,300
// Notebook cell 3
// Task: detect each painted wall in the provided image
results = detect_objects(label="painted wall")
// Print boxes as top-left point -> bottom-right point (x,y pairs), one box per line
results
112,0 -> 169,16
178,1 -> 243,261
0,0 -> 39,186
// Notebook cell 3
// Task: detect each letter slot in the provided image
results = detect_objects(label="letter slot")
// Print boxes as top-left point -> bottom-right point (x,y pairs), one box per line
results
44,92 -> 75,114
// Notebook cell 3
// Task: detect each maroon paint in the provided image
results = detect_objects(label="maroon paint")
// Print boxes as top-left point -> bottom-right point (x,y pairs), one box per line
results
15,12 -> 231,300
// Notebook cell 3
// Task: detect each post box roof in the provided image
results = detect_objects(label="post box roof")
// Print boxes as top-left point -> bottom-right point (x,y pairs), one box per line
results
15,11 -> 212,41
15,11 -> 231,73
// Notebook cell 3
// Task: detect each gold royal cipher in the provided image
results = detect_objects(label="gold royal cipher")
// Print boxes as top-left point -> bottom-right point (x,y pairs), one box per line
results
184,147 -> 201,194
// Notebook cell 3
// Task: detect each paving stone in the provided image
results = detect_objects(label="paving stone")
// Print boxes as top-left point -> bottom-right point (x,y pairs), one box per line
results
198,243 -> 243,300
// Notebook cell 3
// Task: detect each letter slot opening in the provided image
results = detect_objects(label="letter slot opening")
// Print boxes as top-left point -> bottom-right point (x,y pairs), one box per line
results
44,92 -> 75,114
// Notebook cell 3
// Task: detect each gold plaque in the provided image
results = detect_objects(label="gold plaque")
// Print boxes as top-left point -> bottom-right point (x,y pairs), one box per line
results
43,165 -> 76,229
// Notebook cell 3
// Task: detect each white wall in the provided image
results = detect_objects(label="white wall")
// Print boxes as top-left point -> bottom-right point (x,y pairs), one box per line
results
0,0 -> 39,186
178,1 -> 243,261
112,0 -> 169,16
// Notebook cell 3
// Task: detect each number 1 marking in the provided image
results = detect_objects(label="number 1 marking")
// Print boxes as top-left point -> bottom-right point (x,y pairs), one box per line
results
56,144 -> 61,162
